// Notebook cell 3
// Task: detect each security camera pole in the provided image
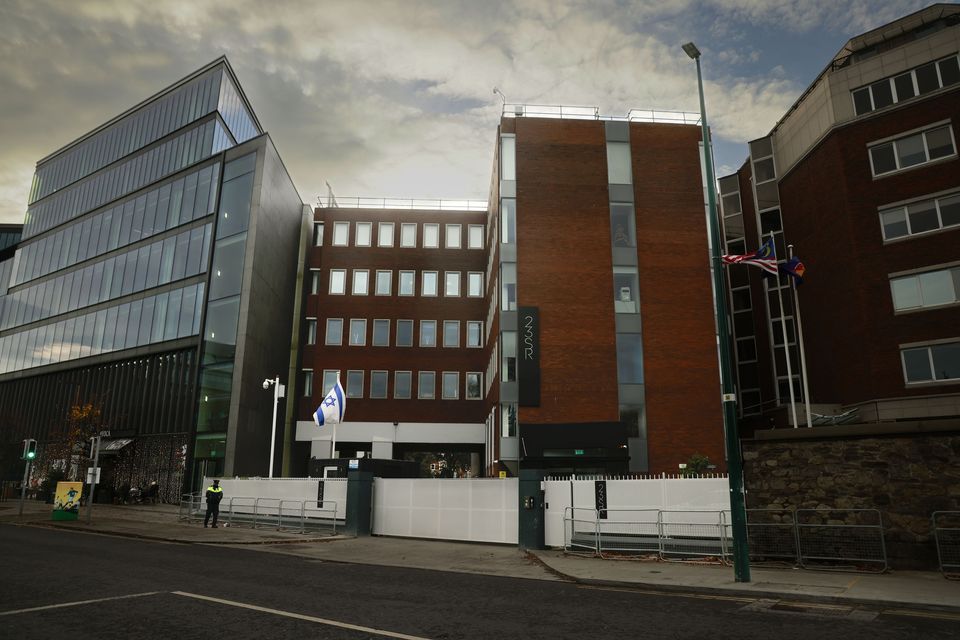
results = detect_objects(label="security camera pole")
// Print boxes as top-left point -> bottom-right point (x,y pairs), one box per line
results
264,376 -> 285,478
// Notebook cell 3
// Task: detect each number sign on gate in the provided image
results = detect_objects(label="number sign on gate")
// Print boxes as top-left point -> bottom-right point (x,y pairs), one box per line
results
595,480 -> 608,520
317,480 -> 325,508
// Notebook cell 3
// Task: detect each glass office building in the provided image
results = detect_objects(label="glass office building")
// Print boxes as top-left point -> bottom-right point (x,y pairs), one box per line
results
0,58 -> 308,498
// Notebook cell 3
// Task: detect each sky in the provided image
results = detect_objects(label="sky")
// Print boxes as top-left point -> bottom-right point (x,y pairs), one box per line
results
0,0 -> 935,223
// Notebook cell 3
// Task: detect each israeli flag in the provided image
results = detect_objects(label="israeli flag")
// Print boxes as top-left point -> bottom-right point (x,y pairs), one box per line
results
313,379 -> 346,426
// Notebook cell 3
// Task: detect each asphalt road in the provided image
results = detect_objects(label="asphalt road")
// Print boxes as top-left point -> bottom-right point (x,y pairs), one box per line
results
0,523 -> 956,640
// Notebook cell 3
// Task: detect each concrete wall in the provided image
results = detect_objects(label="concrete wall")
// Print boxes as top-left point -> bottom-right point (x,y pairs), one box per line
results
742,421 -> 960,569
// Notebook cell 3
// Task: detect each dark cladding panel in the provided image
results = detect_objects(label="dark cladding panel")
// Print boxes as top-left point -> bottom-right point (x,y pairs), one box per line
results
518,306 -> 540,406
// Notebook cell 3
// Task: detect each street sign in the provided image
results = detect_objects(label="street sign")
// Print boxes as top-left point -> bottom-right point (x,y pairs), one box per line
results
86,467 -> 101,484
348,459 -> 359,470
499,471 -> 507,479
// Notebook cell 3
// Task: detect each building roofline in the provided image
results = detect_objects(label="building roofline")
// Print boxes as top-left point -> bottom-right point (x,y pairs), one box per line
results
36,56 -> 264,168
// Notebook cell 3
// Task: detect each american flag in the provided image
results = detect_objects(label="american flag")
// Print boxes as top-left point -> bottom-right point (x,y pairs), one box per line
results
722,238 -> 777,274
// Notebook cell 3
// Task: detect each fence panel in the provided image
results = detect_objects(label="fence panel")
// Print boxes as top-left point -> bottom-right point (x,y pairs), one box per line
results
659,510 -> 727,562
744,508 -> 800,566
796,509 -> 887,573
597,509 -> 660,559
563,507 -> 599,555
932,511 -> 960,578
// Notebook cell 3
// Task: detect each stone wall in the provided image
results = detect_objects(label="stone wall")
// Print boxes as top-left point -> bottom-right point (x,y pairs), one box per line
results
742,421 -> 960,569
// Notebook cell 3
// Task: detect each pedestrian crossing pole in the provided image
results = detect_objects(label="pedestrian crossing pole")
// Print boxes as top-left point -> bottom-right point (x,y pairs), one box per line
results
684,40 -> 751,582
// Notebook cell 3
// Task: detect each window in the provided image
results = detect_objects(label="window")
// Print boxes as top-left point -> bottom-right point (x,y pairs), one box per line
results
445,224 -> 461,248
467,321 -> 483,348
306,318 -> 317,345
613,267 -> 640,314
396,319 -> 413,346
333,222 -> 349,246
852,55 -> 960,116
468,272 -> 483,297
346,370 -> 364,398
442,372 -> 459,399
616,333 -> 644,384
443,320 -> 460,348
355,222 -> 372,247
325,318 -> 343,345
313,222 -> 324,247
501,263 -> 517,311
753,157 -> 775,183
394,371 -> 412,399
349,319 -> 366,346
501,199 -> 516,244
422,271 -> 438,296
399,270 -> 415,296
328,269 -> 346,295
890,267 -> 960,311
372,319 -> 390,346
902,341 -> 960,383
502,331 -> 516,382
445,272 -> 461,297
880,192 -> 960,241
610,203 -> 636,247
352,270 -> 369,295
302,369 -> 313,397
375,270 -> 392,296
606,142 -> 632,184
468,224 -> 484,249
418,371 -> 436,399
322,370 -> 339,395
400,223 -> 417,247
869,125 -> 956,177
370,370 -> 388,399
310,269 -> 322,295
424,223 -> 439,248
378,222 -> 394,247
501,135 -> 516,181
420,320 -> 437,347
466,372 -> 482,400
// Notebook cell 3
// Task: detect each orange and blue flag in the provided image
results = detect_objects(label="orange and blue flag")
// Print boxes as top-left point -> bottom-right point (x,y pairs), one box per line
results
780,256 -> 806,285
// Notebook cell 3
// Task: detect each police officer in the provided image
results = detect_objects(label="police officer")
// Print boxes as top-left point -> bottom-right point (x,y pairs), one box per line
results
204,479 -> 223,528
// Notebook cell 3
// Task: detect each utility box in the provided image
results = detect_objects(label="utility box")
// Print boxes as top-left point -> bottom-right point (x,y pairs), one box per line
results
518,468 -> 545,550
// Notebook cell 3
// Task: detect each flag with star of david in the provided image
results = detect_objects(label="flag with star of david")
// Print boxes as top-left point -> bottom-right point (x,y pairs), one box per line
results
313,379 -> 346,426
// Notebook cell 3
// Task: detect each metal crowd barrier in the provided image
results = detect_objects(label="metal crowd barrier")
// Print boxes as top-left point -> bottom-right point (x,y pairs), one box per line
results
596,509 -> 660,559
743,508 -> 800,566
178,493 -> 339,535
563,507 -> 600,556
932,511 -> 960,578
178,492 -> 203,521
796,508 -> 887,573
659,510 -> 728,562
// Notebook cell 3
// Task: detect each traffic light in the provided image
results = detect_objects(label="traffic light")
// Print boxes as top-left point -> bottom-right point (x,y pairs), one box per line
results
21,439 -> 37,461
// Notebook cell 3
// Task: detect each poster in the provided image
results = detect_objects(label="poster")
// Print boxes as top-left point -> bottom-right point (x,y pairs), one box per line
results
52,481 -> 83,521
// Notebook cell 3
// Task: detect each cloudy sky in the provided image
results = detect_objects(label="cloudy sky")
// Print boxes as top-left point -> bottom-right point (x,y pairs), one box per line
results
0,0 -> 932,223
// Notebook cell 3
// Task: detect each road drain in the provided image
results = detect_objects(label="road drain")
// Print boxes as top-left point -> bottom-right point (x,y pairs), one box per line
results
742,599 -> 878,621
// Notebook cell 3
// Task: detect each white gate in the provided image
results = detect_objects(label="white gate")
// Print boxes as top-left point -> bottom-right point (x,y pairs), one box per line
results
372,478 -> 518,544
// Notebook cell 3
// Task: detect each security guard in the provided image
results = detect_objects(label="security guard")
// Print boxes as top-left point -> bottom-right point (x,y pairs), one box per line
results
204,479 -> 224,528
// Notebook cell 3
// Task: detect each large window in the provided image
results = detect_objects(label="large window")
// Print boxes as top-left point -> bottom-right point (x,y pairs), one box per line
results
375,270 -> 392,296
880,192 -> 960,241
349,319 -> 366,346
501,263 -> 517,311
346,370 -> 364,398
399,270 -> 415,296
313,222 -> 324,247
378,222 -> 394,247
400,223 -> 417,247
322,370 -> 339,395
305,318 -> 317,345
616,333 -> 644,384
468,224 -> 484,249
466,372 -> 482,400
370,371 -> 388,399
890,267 -> 960,311
443,320 -> 460,348
424,223 -> 439,248
613,267 -> 640,314
902,341 -> 960,383
442,372 -> 459,399
394,371 -> 412,399
853,55 -> 960,116
468,272 -> 483,297
610,203 -> 636,247
355,222 -> 372,247
422,271 -> 438,296
501,199 -> 516,244
466,321 -> 483,348
372,319 -> 390,346
328,269 -> 346,295
325,318 -> 343,345
352,269 -> 369,295
332,222 -> 349,246
445,272 -> 461,297
606,141 -> 632,184
396,319 -> 414,347
445,224 -> 461,249
420,320 -> 437,347
302,369 -> 313,398
418,371 -> 436,399
869,124 -> 956,177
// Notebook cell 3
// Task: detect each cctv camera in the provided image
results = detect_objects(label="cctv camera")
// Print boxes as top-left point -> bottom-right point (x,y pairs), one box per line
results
262,379 -> 271,390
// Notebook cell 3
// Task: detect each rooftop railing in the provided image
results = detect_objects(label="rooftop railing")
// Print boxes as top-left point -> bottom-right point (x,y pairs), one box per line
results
317,196 -> 488,211
501,103 -> 701,125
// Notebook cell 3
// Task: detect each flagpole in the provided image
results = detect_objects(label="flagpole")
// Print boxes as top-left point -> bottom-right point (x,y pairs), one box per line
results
331,373 -> 340,460
770,232 -> 799,429
788,244 -> 813,428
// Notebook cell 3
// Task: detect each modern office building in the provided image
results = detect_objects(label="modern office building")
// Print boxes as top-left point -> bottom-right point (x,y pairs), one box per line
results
719,3 -> 960,429
296,109 -> 728,476
0,58 -> 308,498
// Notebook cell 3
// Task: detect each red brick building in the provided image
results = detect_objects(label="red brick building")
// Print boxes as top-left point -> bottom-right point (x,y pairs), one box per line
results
719,4 -> 960,430
294,111 -> 727,476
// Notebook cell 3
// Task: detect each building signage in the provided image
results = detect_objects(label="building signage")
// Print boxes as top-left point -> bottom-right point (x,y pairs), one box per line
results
317,480 -> 325,508
518,306 -> 541,407
595,480 -> 608,520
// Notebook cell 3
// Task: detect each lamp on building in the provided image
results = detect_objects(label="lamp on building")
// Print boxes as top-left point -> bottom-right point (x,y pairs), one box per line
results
262,376 -> 285,479
682,40 -> 751,583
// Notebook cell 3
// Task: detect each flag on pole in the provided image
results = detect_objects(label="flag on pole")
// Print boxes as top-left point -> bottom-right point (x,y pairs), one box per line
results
722,237 -> 778,274
313,379 -> 346,426
779,256 -> 806,285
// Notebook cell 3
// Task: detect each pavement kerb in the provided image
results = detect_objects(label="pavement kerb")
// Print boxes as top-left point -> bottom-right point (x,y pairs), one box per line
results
17,520 -> 342,546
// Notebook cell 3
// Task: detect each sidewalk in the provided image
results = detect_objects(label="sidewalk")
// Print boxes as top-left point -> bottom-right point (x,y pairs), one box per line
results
3,499 -> 958,613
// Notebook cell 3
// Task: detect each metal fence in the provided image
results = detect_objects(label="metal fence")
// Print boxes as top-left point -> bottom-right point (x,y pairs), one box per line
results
932,511 -> 960,578
178,493 -> 339,536
564,507 -> 889,572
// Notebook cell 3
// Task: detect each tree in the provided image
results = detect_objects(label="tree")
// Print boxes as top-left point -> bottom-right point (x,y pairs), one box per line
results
44,395 -> 107,482
681,453 -> 713,477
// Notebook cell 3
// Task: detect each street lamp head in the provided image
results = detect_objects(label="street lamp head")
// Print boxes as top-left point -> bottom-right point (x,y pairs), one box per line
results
682,42 -> 701,60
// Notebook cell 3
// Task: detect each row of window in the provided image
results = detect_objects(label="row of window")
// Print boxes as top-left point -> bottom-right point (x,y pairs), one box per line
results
309,318 -> 484,349
26,118 -> 232,239
868,123 -> 956,177
902,341 -> 960,384
890,265 -> 960,311
880,190 -> 960,241
853,54 -> 960,116
15,161 -> 220,287
307,369 -> 483,400
1,224 -> 212,332
314,269 -> 484,298
30,68 -> 222,204
320,221 -> 485,250
0,283 -> 204,375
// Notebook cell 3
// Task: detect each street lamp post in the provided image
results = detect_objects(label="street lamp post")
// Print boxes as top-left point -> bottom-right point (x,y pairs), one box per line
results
262,376 -> 285,479
683,41 -> 751,582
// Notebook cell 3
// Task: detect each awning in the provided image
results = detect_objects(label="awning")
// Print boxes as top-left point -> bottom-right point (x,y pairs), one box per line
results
97,438 -> 134,454
519,422 -> 628,458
